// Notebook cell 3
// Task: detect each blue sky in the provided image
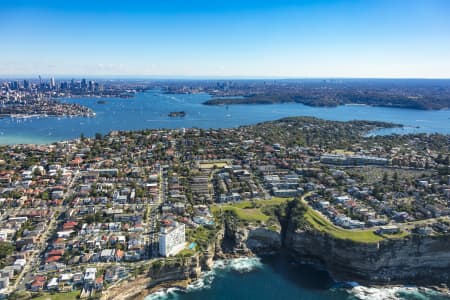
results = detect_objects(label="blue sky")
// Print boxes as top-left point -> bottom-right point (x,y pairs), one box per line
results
1,0 -> 450,78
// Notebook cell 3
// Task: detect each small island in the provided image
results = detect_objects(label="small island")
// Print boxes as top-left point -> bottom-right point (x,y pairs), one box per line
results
168,111 -> 186,117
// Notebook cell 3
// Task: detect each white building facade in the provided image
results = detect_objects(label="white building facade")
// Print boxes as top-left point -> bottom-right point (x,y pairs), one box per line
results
159,222 -> 185,257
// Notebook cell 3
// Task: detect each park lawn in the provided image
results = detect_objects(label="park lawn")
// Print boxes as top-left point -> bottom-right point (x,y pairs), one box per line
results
223,197 -> 292,209
212,197 -> 293,222
214,206 -> 269,222
304,207 -> 384,243
177,248 -> 196,257
199,162 -> 228,169
33,291 -> 80,300
332,149 -> 355,155
379,231 -> 410,239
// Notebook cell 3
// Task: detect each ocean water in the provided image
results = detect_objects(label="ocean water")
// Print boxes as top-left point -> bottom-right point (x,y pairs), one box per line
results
145,256 -> 450,300
0,90 -> 449,144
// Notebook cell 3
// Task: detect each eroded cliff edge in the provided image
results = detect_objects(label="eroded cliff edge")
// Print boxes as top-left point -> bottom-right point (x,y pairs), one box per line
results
104,199 -> 450,300
285,227 -> 450,285
222,200 -> 450,286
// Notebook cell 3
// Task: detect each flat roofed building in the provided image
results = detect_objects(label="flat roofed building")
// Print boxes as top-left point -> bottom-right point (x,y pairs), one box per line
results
159,222 -> 185,257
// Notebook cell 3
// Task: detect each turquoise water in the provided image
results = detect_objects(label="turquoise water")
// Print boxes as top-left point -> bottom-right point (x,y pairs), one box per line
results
145,256 -> 449,300
0,90 -> 449,144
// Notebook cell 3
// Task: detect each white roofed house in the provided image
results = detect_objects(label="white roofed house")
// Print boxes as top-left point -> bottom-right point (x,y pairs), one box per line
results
84,267 -> 97,283
100,249 -> 116,262
47,277 -> 59,290
0,277 -> 9,290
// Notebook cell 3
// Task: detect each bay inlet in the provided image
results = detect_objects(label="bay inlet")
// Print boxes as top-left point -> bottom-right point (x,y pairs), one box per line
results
0,90 -> 449,145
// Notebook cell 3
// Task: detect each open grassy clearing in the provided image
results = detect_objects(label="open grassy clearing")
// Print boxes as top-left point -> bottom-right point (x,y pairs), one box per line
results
304,204 -> 409,243
211,197 -> 293,222
304,207 -> 383,243
198,162 -> 228,169
331,149 -> 355,155
33,291 -> 80,300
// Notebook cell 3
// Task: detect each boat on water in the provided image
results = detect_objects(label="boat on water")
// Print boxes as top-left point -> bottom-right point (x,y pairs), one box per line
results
11,114 -> 41,119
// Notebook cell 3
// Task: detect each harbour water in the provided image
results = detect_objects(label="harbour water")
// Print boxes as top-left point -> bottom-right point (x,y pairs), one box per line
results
0,90 -> 449,145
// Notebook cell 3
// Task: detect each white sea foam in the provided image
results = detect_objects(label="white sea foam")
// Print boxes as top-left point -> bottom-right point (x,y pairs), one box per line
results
350,285 -> 449,300
145,257 -> 262,300
145,286 -> 186,300
213,257 -> 264,273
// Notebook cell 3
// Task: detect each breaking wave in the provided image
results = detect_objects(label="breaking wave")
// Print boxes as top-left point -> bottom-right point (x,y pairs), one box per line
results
145,257 -> 263,300
349,285 -> 450,300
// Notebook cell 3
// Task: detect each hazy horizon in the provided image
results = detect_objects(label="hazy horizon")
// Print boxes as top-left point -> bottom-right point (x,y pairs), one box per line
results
2,76 -> 450,81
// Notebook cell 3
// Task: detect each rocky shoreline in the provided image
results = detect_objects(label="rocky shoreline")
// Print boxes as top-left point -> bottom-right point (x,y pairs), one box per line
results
101,210 -> 450,300
101,275 -> 192,300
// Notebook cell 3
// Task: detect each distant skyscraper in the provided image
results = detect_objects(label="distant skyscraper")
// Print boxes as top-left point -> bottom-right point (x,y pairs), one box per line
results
50,77 -> 56,89
11,81 -> 19,90
23,80 -> 29,89
81,78 -> 87,90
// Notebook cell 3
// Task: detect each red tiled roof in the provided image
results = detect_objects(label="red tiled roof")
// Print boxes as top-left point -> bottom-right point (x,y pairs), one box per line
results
63,221 -> 78,230
45,255 -> 61,263
95,275 -> 104,284
31,280 -> 45,287
48,249 -> 65,256
115,249 -> 124,258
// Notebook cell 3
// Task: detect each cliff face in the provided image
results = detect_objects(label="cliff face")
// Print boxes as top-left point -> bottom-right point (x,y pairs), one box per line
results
284,227 -> 450,285
246,227 -> 282,254
220,207 -> 450,285
221,214 -> 281,256
148,255 -> 202,286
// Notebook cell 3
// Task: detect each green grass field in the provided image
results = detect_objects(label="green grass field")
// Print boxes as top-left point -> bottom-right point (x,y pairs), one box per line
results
198,162 -> 228,169
304,205 -> 409,243
33,291 -> 80,300
212,194 -> 408,243
304,207 -> 383,243
212,197 -> 293,223
212,205 -> 269,222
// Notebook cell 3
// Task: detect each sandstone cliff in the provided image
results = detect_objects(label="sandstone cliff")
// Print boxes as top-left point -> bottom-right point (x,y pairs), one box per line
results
284,227 -> 450,285
220,202 -> 450,285
221,213 -> 282,256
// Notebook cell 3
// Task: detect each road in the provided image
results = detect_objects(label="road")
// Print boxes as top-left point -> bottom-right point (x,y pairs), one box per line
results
149,165 -> 166,257
12,171 -> 81,293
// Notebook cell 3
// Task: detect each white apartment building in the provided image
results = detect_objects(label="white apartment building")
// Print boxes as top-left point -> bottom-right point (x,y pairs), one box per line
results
159,222 -> 185,257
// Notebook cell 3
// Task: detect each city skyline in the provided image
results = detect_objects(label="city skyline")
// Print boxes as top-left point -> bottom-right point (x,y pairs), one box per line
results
1,0 -> 450,78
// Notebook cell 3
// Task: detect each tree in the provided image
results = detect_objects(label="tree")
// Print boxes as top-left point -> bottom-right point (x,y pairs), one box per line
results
382,172 -> 389,184
0,241 -> 14,259
392,172 -> 399,183
41,190 -> 49,201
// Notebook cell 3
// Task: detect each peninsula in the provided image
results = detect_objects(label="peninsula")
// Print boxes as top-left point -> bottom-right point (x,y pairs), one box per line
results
0,116 -> 449,300
163,79 -> 450,110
